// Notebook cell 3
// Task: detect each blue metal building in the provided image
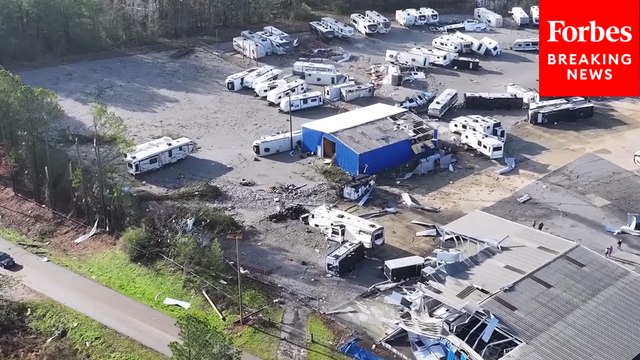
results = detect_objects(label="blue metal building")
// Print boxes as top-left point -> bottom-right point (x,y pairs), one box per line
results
301,104 -> 438,176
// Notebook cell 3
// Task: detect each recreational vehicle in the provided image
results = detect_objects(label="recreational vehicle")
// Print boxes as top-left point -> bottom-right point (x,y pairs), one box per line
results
326,242 -> 365,276
320,17 -> 355,38
300,205 -> 385,249
309,21 -> 336,43
528,97 -> 595,125
463,92 -> 524,110
385,50 -> 429,68
263,26 -> 297,48
410,47 -> 458,66
384,256 -> 424,282
324,81 -> 356,102
254,79 -> 288,98
420,7 -> 439,24
432,35 -> 464,53
451,57 -> 481,71
457,130 -> 504,159
340,83 -> 375,102
256,31 -> 287,55
366,10 -> 392,33
240,30 -> 274,55
530,6 -> 539,25
396,91 -> 436,112
442,19 -> 487,32
266,79 -> 307,105
480,37 -> 502,56
241,65 -> 275,88
387,64 -> 403,86
452,31 -> 487,55
232,37 -> 266,60
124,137 -> 195,175
511,38 -> 539,51
252,130 -> 302,156
304,71 -> 349,86
280,91 -> 324,113
292,61 -> 336,75
225,67 -> 258,91
427,89 -> 458,118
511,7 -> 530,27
249,69 -> 283,89
474,7 -> 503,27
506,83 -> 539,105
406,8 -> 428,25
350,13 -> 379,35
395,9 -> 416,27
449,115 -> 506,140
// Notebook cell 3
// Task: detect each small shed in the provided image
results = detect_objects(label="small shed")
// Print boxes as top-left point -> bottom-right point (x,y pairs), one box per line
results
301,104 -> 438,175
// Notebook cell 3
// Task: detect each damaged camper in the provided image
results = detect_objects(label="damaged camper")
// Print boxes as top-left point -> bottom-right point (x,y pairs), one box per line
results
528,97 -> 595,125
463,92 -> 524,110
300,205 -> 385,249
449,115 -> 507,141
252,130 -> 302,156
320,17 -> 355,38
225,67 -> 258,91
366,10 -> 392,33
386,49 -> 429,68
350,13 -> 379,35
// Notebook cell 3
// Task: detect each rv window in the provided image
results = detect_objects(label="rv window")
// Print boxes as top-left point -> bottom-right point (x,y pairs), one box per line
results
303,99 -> 308,104
310,98 -> 317,102
316,78 -> 321,82
149,157 -> 158,164
494,146 -> 503,151
477,141 -> 482,147
168,150 -> 173,157
264,147 -> 271,153
179,146 -> 183,151
483,145 -> 487,149
135,164 -> 140,173
127,162 -> 133,169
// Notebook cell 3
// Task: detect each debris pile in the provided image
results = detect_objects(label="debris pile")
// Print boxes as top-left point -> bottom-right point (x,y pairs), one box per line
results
267,204 -> 309,223
299,48 -> 352,63
270,183 -> 307,194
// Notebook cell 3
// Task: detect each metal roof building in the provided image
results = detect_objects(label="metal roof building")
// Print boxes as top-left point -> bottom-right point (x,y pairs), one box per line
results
301,103 -> 438,175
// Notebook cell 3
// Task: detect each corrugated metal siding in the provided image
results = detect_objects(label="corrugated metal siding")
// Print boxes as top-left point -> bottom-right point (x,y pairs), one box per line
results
358,139 -> 415,175
331,134 -> 360,175
301,127 -> 324,153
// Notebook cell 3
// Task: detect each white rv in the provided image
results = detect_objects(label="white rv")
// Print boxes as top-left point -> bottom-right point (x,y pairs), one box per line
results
240,30 -> 274,55
511,7 -> 530,27
266,79 -> 307,105
324,81 -> 356,102
350,13 -> 379,35
255,79 -> 288,98
409,47 -> 458,66
420,7 -> 439,24
511,38 -> 539,51
432,35 -> 464,53
300,205 -> 385,249
452,31 -> 487,55
395,9 -> 416,27
241,65 -> 275,88
293,61 -> 336,75
225,67 -> 258,91
396,91 -> 436,111
442,19 -> 487,32
480,37 -> 502,56
124,137 -> 195,175
506,83 -> 540,105
320,17 -> 355,38
252,130 -> 302,157
304,71 -> 349,86
250,68 -> 283,89
530,6 -> 539,25
366,10 -> 392,33
309,21 -> 336,43
427,89 -> 458,118
449,115 -> 506,141
406,8 -> 428,25
457,130 -> 504,159
280,91 -> 324,113
474,7 -> 503,27
340,83 -> 375,102
385,50 -> 429,68
232,37 -> 266,60
263,26 -> 298,48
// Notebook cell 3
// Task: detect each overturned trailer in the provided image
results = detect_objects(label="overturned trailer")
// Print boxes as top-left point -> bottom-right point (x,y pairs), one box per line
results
451,57 -> 480,71
326,242 -> 366,276
528,97 -> 595,125
463,92 -> 524,110
301,205 -> 385,249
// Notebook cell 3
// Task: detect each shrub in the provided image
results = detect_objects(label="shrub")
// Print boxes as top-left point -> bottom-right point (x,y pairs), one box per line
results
120,227 -> 159,262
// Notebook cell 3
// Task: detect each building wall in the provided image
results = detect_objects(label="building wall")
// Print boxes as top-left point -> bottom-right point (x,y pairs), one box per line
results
301,127 -> 324,153
357,139 -> 417,175
331,135 -> 360,175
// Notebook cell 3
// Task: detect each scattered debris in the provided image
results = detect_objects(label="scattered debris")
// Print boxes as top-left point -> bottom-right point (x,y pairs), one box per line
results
266,204 -> 309,223
517,193 -> 532,203
41,257 -> 49,262
46,328 -> 68,343
339,337 -> 384,360
611,213 -> 640,236
163,297 -> 191,309
74,219 -> 99,244
498,157 -> 517,175
360,207 -> 398,219
169,48 -> 196,59
343,175 -> 376,201
416,229 -> 438,237
401,193 -> 440,213
186,217 -> 195,232
239,178 -> 256,186
300,48 -> 353,63
202,289 -> 225,320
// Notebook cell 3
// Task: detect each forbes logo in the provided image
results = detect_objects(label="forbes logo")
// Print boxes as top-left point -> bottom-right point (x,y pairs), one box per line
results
547,21 -> 633,42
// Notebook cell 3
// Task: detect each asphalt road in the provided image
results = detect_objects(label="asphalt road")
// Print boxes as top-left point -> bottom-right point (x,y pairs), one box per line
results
0,236 -> 261,360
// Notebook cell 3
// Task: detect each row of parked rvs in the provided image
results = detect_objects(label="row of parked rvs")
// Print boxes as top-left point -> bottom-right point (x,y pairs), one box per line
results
474,6 -> 539,28
395,7 -> 439,27
233,26 -> 298,59
449,114 -> 506,159
350,10 -> 392,35
309,17 -> 355,43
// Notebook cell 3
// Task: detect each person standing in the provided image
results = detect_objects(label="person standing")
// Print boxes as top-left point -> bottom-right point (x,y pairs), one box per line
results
617,239 -> 623,250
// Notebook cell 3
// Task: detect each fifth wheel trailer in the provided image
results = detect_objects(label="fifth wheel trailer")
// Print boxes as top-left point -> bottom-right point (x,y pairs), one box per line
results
350,13 -> 379,35
340,83 -> 375,102
511,7 -> 530,27
463,92 -> 524,110
449,115 -> 506,141
528,97 -> 595,125
232,37 -> 266,60
530,6 -> 540,25
320,17 -> 355,38
304,71 -> 349,86
225,67 -> 258,91
300,205 -> 385,249
266,79 -> 308,105
385,50 -> 429,68
474,7 -> 503,27
326,242 -> 365,276
309,21 -> 336,43
125,137 -> 195,175
324,81 -> 356,102
365,10 -> 392,33
242,65 -> 276,88
252,130 -> 302,156
279,91 -> 324,113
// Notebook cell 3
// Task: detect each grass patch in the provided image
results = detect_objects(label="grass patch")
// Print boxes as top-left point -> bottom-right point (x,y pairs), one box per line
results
27,299 -> 164,360
307,314 -> 349,360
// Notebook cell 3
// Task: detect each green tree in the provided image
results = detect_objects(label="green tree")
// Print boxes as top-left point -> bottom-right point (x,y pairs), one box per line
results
170,314 -> 241,360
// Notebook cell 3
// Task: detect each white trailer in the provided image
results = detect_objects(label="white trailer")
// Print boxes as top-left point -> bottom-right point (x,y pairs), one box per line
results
409,47 -> 458,66
442,19 -> 487,32
280,91 -> 324,113
293,61 -> 336,75
350,13 -> 379,35
506,83 -> 539,105
300,205 -> 385,249
452,31 -> 487,55
340,83 -> 375,102
405,8 -> 428,25
366,10 -> 391,33
232,37 -> 267,60
530,6 -> 539,25
456,130 -> 504,159
432,35 -> 464,53
304,71 -> 349,86
263,26 -> 298,47
250,68 -> 284,89
395,9 -> 416,27
320,17 -> 355,38
474,7 -> 503,27
324,81 -> 356,102
241,65 -> 275,88
420,7 -> 439,24
511,7 -> 530,27
255,79 -> 288,98
385,49 -> 429,68
480,36 -> 502,56
427,88 -> 458,118
396,91 -> 436,111
309,21 -> 336,43
511,38 -> 539,51
252,130 -> 302,157
266,79 -> 307,105
449,115 -> 506,141
225,67 -> 258,91
240,30 -> 274,55
124,137 -> 195,175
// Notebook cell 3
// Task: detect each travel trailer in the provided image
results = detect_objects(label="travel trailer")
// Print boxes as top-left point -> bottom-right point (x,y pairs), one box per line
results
309,21 -> 336,43
232,37 -> 266,60
506,83 -> 540,105
427,89 -> 458,118
480,37 -> 502,56
320,17 -> 355,38
254,79 -> 288,98
449,115 -> 506,141
225,67 -> 258,91
252,130 -> 302,156
451,57 -> 481,71
432,35 -> 464,53
340,83 -> 375,102
442,19 -> 487,32
511,7 -> 530,27
420,7 -> 440,24
396,91 -> 436,112
280,91 -> 324,113
395,9 -> 416,27
304,71 -> 349,86
366,10 -> 392,33
511,38 -> 539,51
457,130 -> 504,159
528,97 -> 594,125
463,92 -> 524,110
326,242 -> 365,276
263,26 -> 298,49
249,68 -> 283,89
530,6 -> 539,25
474,7 -> 503,27
406,8 -> 428,25
384,256 -> 424,282
324,81 -> 356,102
124,137 -> 195,175
300,205 -> 385,249
350,13 -> 379,35
385,50 -> 429,68
452,31 -> 487,55
292,61 -> 336,75
240,30 -> 274,55
266,79 -> 307,105
241,65 -> 276,88
410,47 -> 458,66
387,64 -> 403,86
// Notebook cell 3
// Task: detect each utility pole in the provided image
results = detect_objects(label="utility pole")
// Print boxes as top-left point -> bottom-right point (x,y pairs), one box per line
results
288,92 -> 293,150
228,232 -> 244,324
